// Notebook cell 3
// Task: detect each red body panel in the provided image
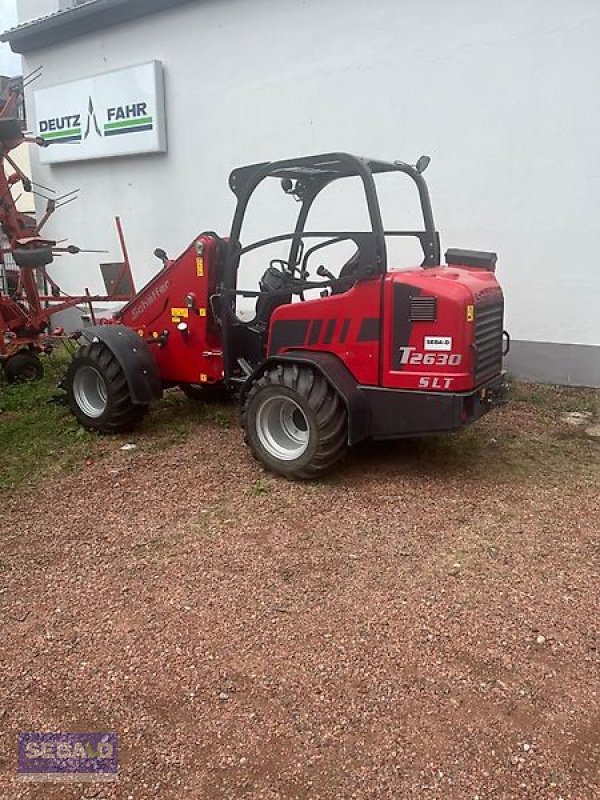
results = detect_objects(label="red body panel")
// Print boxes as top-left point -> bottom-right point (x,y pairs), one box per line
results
382,267 -> 503,392
268,279 -> 382,385
116,231 -> 502,398
268,264 -> 503,391
118,235 -> 224,385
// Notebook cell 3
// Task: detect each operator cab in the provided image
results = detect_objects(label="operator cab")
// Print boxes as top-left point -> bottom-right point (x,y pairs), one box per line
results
219,152 -> 440,377
251,243 -> 364,330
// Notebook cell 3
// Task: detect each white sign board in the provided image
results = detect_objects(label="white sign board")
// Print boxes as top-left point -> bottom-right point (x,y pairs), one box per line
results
34,61 -> 166,164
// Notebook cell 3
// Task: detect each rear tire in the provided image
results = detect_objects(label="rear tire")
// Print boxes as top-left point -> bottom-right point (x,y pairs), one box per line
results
4,352 -> 44,383
242,363 -> 348,479
66,341 -> 147,433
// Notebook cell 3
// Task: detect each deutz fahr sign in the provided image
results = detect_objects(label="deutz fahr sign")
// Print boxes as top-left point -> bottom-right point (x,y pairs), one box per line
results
34,61 -> 167,164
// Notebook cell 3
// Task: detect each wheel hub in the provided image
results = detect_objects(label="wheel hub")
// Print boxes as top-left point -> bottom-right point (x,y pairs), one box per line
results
255,395 -> 309,461
72,365 -> 108,418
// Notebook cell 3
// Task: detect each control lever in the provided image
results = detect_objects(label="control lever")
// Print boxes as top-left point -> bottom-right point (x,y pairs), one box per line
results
316,264 -> 335,281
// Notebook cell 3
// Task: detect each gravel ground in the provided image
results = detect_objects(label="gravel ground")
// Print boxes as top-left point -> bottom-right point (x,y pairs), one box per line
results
0,389 -> 598,799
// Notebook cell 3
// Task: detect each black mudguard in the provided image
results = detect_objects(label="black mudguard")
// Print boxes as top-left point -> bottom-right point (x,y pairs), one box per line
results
241,350 -> 369,445
79,325 -> 162,405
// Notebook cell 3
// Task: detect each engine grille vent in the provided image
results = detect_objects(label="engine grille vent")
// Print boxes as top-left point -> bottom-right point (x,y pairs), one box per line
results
410,296 -> 437,322
475,300 -> 504,382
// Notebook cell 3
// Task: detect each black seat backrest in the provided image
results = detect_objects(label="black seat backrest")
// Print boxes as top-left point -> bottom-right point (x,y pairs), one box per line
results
252,266 -> 292,328
331,248 -> 361,295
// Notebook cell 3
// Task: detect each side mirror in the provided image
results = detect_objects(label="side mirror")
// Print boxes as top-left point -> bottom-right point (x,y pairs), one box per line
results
281,177 -> 294,194
416,155 -> 431,173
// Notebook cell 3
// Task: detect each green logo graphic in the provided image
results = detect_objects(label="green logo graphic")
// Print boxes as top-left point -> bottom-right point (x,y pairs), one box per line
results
39,98 -> 153,144
103,102 -> 153,137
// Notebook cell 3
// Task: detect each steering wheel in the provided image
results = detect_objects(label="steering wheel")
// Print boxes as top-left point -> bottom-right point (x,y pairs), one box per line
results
269,258 -> 304,278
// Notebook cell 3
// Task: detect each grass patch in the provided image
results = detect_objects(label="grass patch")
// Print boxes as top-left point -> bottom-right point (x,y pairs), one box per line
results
344,379 -> 599,484
508,378 -> 600,415
0,350 -> 102,494
248,479 -> 272,496
1,361 -> 597,496
141,391 -> 236,449
0,351 -> 238,496
413,423 -> 596,481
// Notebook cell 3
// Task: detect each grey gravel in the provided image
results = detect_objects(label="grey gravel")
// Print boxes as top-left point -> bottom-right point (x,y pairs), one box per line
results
0,391 -> 598,799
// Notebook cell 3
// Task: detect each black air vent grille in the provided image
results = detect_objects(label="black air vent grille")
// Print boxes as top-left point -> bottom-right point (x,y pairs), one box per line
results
474,300 -> 504,382
410,296 -> 437,322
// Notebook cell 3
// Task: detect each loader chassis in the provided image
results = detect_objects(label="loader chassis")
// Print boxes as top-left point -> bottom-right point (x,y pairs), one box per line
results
66,153 -> 507,478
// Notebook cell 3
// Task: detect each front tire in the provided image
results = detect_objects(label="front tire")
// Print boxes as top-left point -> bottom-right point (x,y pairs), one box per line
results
242,364 -> 348,479
66,341 -> 148,433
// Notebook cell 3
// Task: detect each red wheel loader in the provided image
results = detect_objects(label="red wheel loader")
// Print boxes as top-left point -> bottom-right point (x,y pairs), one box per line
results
65,153 -> 509,478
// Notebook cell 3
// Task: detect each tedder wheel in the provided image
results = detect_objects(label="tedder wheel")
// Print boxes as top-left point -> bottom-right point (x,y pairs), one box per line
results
66,341 -> 148,433
242,364 -> 348,479
4,352 -> 44,383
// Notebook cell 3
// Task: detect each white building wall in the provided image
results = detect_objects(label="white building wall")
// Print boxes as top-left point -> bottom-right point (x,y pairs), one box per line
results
17,0 -> 600,359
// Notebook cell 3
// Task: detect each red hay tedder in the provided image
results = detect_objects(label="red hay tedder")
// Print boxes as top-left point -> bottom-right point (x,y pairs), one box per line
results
0,73 -> 135,382
1,77 -> 509,479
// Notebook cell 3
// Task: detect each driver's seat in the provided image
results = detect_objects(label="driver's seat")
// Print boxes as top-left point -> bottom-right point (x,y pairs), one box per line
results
331,249 -> 362,295
252,265 -> 292,330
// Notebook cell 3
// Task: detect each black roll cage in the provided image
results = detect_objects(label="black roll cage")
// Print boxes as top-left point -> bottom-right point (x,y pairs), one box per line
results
219,152 -> 441,380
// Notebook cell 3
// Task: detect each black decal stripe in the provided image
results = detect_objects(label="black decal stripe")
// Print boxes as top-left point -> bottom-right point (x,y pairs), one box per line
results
357,317 -> 379,342
339,318 -> 350,344
44,135 -> 82,143
269,319 -> 310,355
392,284 -> 422,370
307,319 -> 323,345
323,319 -> 336,345
104,124 -> 154,137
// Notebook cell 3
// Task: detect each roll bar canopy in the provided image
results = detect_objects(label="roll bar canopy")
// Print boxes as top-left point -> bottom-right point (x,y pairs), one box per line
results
227,151 -> 440,271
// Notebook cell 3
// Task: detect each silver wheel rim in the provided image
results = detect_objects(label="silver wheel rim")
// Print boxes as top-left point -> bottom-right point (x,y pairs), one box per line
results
255,395 -> 310,461
73,365 -> 108,418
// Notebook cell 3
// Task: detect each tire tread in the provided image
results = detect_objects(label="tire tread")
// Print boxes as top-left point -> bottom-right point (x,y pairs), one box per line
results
66,342 -> 147,433
242,364 -> 348,479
